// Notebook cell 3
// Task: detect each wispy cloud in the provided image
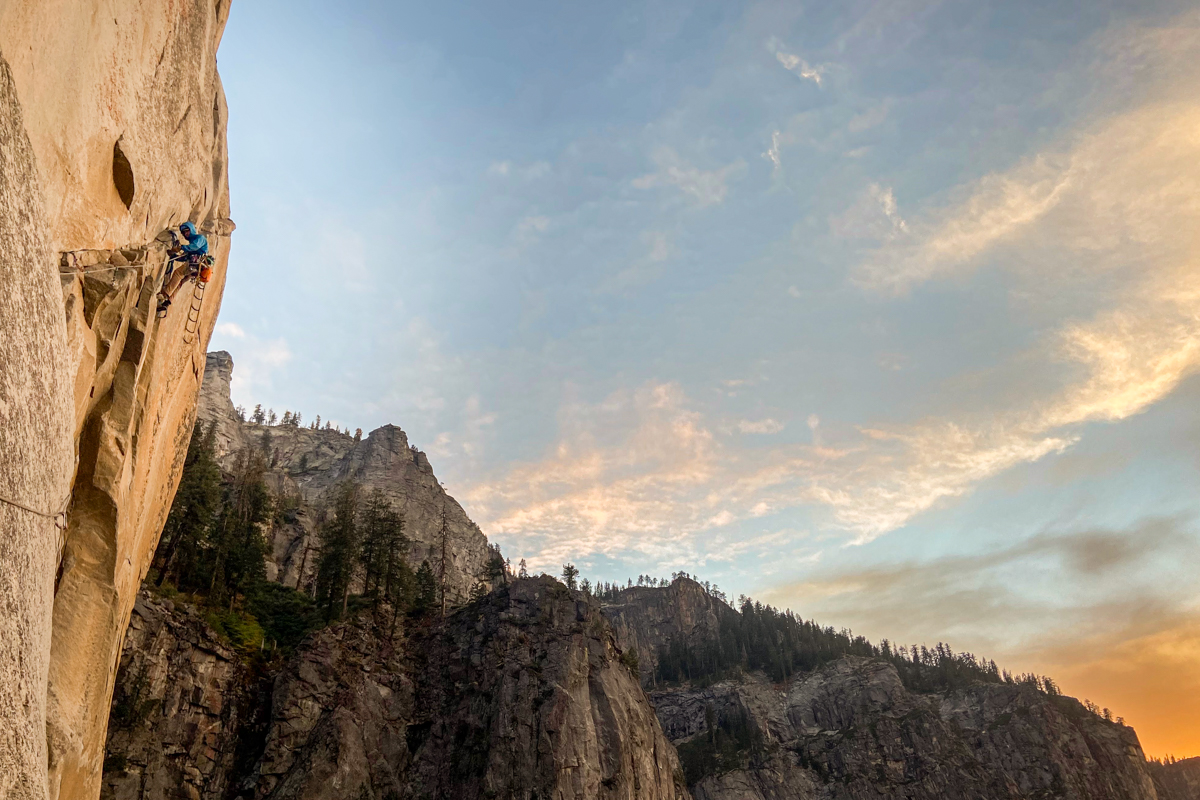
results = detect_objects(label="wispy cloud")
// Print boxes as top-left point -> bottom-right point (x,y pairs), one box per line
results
831,183 -> 909,241
465,97 -> 1200,554
738,418 -> 785,434
215,322 -> 245,339
762,130 -> 783,172
633,147 -> 744,207
465,383 -> 725,569
854,101 -> 1200,294
767,38 -> 826,86
213,328 -> 293,403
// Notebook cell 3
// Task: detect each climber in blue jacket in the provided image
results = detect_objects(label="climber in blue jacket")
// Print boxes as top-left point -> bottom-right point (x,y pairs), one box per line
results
157,221 -> 210,316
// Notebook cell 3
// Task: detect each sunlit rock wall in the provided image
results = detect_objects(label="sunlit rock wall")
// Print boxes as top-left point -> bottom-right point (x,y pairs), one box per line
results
0,3 -> 233,799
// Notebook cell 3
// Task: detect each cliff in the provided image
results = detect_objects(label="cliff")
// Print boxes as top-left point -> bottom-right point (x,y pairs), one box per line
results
100,594 -> 263,800
196,351 -> 495,604
102,580 -> 690,800
1153,759 -> 1200,800
605,579 -> 1199,800
0,5 -> 233,800
602,580 -> 729,688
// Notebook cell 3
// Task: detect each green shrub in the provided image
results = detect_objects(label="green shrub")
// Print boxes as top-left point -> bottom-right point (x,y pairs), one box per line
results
204,608 -> 266,654
247,582 -> 324,652
620,647 -> 640,678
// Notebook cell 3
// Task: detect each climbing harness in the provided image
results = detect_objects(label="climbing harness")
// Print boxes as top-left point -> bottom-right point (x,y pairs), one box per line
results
0,490 -> 70,531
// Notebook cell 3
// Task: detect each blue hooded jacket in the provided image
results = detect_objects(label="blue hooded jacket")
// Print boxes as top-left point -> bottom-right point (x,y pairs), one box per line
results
179,221 -> 208,256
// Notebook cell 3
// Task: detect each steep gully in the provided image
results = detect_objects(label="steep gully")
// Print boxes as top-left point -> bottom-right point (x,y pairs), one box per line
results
96,355 -> 1200,800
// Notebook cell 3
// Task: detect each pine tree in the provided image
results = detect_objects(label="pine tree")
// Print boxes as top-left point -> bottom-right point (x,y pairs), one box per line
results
561,563 -> 579,590
313,482 -> 361,619
267,409 -> 277,425
517,558 -> 529,579
154,421 -> 222,586
204,447 -> 273,607
358,489 -> 407,606
414,560 -> 438,614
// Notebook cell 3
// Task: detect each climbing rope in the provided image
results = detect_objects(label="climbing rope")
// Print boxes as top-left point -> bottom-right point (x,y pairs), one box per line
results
58,264 -> 147,275
0,490 -> 70,531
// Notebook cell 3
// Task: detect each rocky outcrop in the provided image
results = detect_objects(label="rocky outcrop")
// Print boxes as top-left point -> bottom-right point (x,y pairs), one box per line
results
603,581 -> 728,688
1153,759 -> 1200,800
254,577 -> 687,800
197,352 -> 495,604
0,5 -> 233,799
100,593 -> 262,800
401,577 -> 687,800
670,658 -> 1164,800
607,581 -> 1196,800
104,579 -> 689,800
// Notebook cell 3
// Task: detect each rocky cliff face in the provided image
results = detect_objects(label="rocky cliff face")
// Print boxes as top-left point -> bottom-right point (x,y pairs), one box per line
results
0,5 -> 233,800
602,581 -> 728,688
1153,759 -> 1200,800
606,580 -> 1198,800
104,579 -> 689,800
197,351 -> 495,604
100,594 -> 263,800
660,658 -> 1164,800
255,577 -> 687,800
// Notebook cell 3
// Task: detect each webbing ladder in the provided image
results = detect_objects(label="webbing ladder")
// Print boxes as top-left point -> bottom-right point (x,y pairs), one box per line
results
182,279 -> 208,344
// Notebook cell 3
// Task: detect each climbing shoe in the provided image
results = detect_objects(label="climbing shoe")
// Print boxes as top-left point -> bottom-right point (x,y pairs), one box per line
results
156,298 -> 171,318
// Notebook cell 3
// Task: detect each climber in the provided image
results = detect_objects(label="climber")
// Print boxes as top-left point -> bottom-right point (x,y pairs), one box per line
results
156,221 -> 209,317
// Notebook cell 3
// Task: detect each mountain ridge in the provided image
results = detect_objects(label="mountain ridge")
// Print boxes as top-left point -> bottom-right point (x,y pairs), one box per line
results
603,577 -> 1199,800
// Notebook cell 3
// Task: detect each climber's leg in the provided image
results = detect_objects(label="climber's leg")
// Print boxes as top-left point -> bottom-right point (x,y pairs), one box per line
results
156,260 -> 190,315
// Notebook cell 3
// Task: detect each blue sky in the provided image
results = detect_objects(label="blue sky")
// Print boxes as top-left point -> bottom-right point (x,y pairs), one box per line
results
211,0 -> 1200,754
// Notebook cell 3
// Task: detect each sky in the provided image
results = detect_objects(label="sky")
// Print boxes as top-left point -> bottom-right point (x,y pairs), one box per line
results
211,0 -> 1200,757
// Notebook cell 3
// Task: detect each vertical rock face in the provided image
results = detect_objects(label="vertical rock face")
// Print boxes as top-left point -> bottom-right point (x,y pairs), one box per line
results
0,51 -> 76,800
100,594 -> 260,800
1152,759 -> 1200,799
104,580 -> 690,800
197,352 -> 495,603
606,581 -> 1195,800
602,581 -> 729,687
0,4 -> 233,800
255,577 -> 689,800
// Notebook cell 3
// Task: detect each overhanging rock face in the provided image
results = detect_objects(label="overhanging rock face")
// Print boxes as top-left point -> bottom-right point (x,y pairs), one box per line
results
0,4 -> 234,800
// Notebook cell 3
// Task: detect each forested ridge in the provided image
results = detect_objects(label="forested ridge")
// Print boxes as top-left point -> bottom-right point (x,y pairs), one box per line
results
592,572 -> 1114,715
148,421 -> 501,657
